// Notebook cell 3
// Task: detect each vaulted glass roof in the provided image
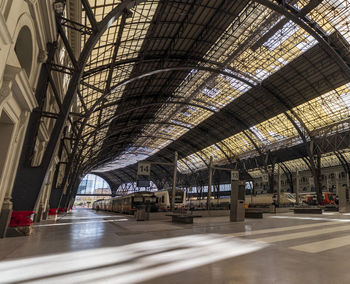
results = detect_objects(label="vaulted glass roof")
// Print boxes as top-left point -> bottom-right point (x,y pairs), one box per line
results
178,83 -> 350,173
66,0 -> 350,178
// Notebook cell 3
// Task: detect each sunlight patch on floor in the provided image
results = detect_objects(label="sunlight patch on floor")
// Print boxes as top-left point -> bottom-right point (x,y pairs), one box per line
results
0,234 -> 266,284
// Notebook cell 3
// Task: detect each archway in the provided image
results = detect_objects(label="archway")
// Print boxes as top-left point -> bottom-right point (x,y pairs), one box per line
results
74,174 -> 112,208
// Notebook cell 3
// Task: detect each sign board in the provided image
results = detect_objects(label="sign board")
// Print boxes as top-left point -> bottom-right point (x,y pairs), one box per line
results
137,162 -> 151,176
231,170 -> 239,181
262,174 -> 269,183
137,180 -> 150,187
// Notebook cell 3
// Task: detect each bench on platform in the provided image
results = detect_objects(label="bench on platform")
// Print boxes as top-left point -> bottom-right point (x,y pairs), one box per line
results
166,214 -> 202,224
294,208 -> 322,214
245,208 -> 263,218
324,206 -> 338,212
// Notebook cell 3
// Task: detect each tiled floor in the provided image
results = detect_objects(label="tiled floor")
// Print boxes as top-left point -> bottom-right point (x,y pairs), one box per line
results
1,208 -> 350,283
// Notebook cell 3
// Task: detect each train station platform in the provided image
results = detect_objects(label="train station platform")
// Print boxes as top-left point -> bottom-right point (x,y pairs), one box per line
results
1,208 -> 350,283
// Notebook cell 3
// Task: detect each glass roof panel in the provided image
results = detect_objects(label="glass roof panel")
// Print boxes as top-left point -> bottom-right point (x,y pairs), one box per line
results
76,1 -> 350,173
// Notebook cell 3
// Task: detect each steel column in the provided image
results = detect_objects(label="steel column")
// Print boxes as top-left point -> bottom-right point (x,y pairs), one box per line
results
207,157 -> 213,210
171,152 -> 178,212
296,170 -> 300,205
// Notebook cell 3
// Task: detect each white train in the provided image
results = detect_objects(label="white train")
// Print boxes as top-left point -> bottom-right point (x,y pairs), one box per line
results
93,189 -> 296,215
154,189 -> 186,211
93,191 -> 157,214
187,192 -> 296,209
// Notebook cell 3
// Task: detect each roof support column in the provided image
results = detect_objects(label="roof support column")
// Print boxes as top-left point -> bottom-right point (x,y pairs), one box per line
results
48,136 -> 67,218
207,157 -> 213,210
277,165 -> 281,206
310,145 -> 323,204
295,170 -> 300,205
59,174 -> 82,213
280,162 -> 294,194
171,151 -> 178,212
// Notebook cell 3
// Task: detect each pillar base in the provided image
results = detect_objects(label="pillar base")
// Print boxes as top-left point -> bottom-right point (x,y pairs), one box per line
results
6,211 -> 35,237
42,209 -> 49,221
48,208 -> 58,220
59,208 -> 66,214
47,214 -> 57,220
339,204 -> 350,213
6,225 -> 33,237
35,206 -> 44,223
0,198 -> 13,238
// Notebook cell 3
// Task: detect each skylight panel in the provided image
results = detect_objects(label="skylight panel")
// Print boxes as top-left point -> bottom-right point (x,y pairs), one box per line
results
160,127 -> 173,134
340,92 -> 350,109
242,139 -> 251,147
202,87 -> 221,98
178,69 -> 199,88
250,126 -> 267,142
181,111 -> 192,117
263,21 -> 298,51
213,144 -> 221,151
277,57 -> 288,65
219,73 -> 251,92
180,107 -> 193,117
268,131 -> 287,141
255,69 -> 271,81
169,119 -> 193,129
187,155 -> 199,164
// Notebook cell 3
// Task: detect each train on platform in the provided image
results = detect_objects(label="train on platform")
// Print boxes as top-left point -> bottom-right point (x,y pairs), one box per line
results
187,192 -> 297,210
93,191 -> 157,214
93,189 -> 298,214
93,181 -> 342,214
154,189 -> 186,211
93,189 -> 187,214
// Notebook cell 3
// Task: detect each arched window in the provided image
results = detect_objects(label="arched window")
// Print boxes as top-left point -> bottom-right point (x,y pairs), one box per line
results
14,26 -> 33,77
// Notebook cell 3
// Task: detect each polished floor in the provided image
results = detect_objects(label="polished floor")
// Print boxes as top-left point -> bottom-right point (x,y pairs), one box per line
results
1,209 -> 350,283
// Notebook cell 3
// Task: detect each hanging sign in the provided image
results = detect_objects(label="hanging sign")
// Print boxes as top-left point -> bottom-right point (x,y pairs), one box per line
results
137,162 -> 151,176
309,177 -> 314,186
231,170 -> 239,181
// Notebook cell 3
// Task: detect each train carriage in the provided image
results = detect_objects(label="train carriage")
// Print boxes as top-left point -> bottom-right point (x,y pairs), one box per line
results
93,191 -> 157,214
186,192 -> 296,210
154,189 -> 186,211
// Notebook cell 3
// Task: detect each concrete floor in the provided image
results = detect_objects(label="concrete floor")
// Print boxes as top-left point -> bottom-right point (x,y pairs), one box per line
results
1,209 -> 350,283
